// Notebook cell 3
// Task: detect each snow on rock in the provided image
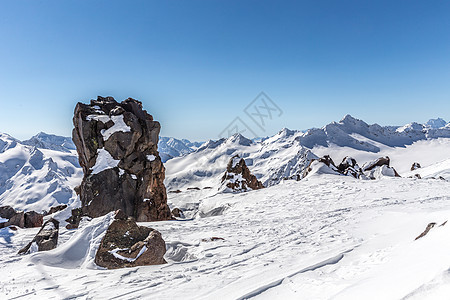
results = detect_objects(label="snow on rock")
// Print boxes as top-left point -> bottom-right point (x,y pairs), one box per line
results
101,115 -> 131,140
90,148 -> 120,175
95,212 -> 166,269
72,96 -> 171,222
28,212 -> 115,269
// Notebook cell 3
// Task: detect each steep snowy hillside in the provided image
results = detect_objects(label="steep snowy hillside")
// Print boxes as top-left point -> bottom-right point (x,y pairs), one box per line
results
1,176 -> 450,299
0,133 -> 82,212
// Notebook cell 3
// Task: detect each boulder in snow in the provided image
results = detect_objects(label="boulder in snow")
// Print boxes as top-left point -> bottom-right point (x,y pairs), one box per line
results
18,218 -> 59,254
95,210 -> 166,269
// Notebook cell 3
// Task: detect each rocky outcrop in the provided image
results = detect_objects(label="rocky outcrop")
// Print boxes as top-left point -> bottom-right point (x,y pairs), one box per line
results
0,206 -> 43,229
220,155 -> 264,192
362,156 -> 400,178
303,155 -> 340,178
411,162 -> 421,171
71,96 -> 171,223
337,156 -> 369,179
44,204 -> 68,216
95,210 -> 166,269
303,155 -> 400,180
18,218 -> 59,254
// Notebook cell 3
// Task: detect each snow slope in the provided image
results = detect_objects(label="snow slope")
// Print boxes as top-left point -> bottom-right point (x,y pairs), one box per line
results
0,133 -> 82,212
1,176 -> 450,299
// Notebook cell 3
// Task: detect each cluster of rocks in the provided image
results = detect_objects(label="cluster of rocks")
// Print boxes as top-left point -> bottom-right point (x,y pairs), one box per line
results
0,206 -> 43,229
69,96 -> 171,226
303,155 -> 401,179
14,97 -> 170,269
220,155 -> 264,192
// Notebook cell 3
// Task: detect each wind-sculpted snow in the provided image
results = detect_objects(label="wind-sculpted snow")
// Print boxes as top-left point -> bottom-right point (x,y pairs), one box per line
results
2,176 -> 450,299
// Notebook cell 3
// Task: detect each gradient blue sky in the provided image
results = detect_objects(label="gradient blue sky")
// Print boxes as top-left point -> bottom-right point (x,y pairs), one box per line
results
1,0 -> 449,141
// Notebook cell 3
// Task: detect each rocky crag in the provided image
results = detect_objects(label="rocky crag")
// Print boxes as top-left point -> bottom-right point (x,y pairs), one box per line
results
71,96 -> 171,223
220,155 -> 264,192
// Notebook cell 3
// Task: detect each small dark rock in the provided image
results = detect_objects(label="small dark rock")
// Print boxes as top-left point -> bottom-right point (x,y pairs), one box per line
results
169,190 -> 182,194
171,208 -> 185,218
415,222 -> 436,240
18,218 -> 59,254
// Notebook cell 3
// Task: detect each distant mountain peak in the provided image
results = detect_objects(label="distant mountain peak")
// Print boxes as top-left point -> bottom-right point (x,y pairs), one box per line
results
226,133 -> 253,146
426,118 -> 447,129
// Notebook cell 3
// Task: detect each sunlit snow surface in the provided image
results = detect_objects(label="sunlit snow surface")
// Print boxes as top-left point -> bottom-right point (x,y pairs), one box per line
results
1,176 -> 450,299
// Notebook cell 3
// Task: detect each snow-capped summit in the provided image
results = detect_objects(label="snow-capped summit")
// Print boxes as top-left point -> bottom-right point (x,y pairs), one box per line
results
22,132 -> 76,153
425,118 -> 447,129
225,133 -> 253,146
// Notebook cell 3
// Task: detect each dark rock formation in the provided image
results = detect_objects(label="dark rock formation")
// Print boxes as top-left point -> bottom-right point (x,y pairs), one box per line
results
0,206 -> 16,219
95,210 -> 166,269
337,156 -> 363,178
18,218 -> 59,254
221,155 -> 264,192
71,96 -> 171,223
0,206 -> 43,229
318,155 -> 336,168
411,162 -> 421,171
362,156 -> 400,177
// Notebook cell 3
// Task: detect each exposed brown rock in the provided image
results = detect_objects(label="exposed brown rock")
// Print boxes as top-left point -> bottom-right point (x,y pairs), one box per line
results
71,96 -> 171,223
221,155 -> 264,192
415,222 -> 437,240
95,211 -> 166,269
45,204 -> 68,216
24,211 -> 43,228
363,156 -> 401,177
0,206 -> 16,219
0,206 -> 43,229
18,218 -> 59,254
337,156 -> 363,178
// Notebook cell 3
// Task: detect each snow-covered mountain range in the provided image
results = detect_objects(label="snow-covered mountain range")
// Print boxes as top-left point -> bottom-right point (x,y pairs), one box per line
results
1,115 -> 450,299
1,115 -> 450,214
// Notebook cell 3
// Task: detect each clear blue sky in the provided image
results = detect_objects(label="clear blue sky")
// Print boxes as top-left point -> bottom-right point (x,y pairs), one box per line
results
1,0 -> 449,141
